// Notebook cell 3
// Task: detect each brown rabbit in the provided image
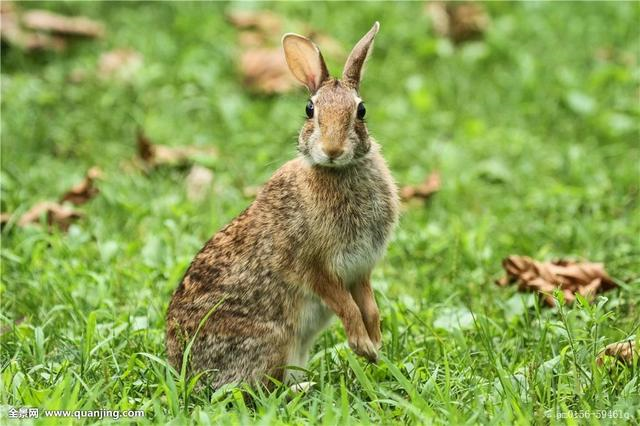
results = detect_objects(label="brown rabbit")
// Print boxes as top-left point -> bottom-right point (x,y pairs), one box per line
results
166,22 -> 399,389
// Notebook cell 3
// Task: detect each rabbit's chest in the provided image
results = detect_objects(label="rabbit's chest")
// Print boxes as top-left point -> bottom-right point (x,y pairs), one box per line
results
325,193 -> 394,284
303,158 -> 399,284
330,218 -> 386,283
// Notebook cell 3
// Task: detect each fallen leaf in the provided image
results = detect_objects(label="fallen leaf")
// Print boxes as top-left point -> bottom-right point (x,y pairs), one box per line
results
400,171 -> 441,201
155,145 -> 217,167
496,256 -> 617,307
238,30 -> 266,48
425,1 -> 489,44
593,47 -> 636,67
240,48 -> 296,94
312,33 -> 344,58
1,168 -> 98,232
229,10 -> 342,94
98,48 -> 143,81
59,167 -> 103,206
448,3 -> 489,43
0,316 -> 26,335
137,130 -> 218,168
16,201 -> 82,231
0,2 -> 15,16
0,2 -> 66,51
227,10 -> 282,35
303,28 -> 345,58
596,340 -> 637,366
424,2 -> 450,38
186,165 -> 214,202
0,212 -> 12,226
68,68 -> 88,83
594,47 -> 614,62
22,9 -> 104,38
137,130 -> 155,163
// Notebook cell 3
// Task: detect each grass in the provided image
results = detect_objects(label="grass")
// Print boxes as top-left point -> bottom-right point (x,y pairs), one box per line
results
2,1 -> 639,424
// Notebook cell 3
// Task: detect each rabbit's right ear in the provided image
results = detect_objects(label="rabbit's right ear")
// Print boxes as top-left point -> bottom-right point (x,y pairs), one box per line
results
282,34 -> 329,93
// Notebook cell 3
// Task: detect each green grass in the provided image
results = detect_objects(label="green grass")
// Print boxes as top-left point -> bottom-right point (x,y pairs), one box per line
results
2,1 -> 639,424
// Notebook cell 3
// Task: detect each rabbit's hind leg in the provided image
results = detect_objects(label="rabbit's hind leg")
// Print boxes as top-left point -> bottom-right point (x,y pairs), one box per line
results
192,334 -> 288,390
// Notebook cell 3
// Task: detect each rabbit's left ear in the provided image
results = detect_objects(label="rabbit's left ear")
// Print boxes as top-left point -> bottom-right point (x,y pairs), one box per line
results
342,22 -> 380,89
283,33 -> 329,93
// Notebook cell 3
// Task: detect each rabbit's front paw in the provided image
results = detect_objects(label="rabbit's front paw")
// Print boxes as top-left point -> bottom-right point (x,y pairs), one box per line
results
364,309 -> 381,350
370,328 -> 382,351
348,334 -> 378,363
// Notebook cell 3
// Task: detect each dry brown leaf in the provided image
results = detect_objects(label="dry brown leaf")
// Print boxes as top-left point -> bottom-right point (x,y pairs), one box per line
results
22,9 -> 104,38
425,2 -> 450,38
59,167 -> 103,206
98,48 -> 143,81
448,3 -> 489,43
0,212 -> 12,226
238,30 -> 266,48
67,68 -> 88,83
1,165 -> 98,232
302,26 -> 345,58
0,2 -> 66,51
312,33 -> 345,58
227,10 -> 282,35
425,1 -> 489,44
137,131 -> 218,168
137,130 -> 155,163
594,47 -> 615,62
16,201 -> 82,231
594,46 -> 637,67
229,10 -> 342,94
596,340 -> 637,366
0,1 -> 15,15
186,165 -> 214,202
400,171 -> 441,201
154,145 -> 217,166
240,48 -> 297,94
496,255 -> 617,306
228,9 -> 342,56
0,316 -> 26,335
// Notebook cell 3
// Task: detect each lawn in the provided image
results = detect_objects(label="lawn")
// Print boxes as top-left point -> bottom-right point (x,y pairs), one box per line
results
1,1 -> 639,424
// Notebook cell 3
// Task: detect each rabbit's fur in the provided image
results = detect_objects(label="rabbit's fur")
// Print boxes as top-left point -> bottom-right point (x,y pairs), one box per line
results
166,22 -> 399,389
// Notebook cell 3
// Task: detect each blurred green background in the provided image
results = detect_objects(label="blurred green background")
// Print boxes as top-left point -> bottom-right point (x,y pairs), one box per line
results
1,1 -> 639,424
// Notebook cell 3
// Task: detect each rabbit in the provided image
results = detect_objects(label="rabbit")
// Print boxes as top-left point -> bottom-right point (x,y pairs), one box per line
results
166,22 -> 399,390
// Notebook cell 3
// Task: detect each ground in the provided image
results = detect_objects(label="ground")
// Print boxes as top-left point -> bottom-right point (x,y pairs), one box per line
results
1,1 -> 639,425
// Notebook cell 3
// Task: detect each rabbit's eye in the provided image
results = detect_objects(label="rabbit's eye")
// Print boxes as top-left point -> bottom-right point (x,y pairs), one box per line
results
357,102 -> 366,119
305,101 -> 314,118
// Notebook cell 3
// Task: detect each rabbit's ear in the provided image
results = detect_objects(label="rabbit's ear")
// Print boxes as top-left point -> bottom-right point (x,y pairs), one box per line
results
342,22 -> 379,89
282,33 -> 329,93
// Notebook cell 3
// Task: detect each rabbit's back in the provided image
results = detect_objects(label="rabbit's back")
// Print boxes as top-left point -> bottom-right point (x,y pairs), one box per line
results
166,165 -> 309,386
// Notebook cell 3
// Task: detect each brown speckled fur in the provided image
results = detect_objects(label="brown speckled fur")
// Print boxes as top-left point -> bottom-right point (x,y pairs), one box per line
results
166,22 -> 399,389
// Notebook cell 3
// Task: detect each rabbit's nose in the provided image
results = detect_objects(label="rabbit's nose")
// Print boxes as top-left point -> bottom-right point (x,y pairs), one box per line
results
323,146 -> 344,160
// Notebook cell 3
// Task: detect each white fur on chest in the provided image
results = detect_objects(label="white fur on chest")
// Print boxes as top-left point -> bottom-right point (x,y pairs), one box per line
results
329,187 -> 392,285
330,233 -> 385,284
